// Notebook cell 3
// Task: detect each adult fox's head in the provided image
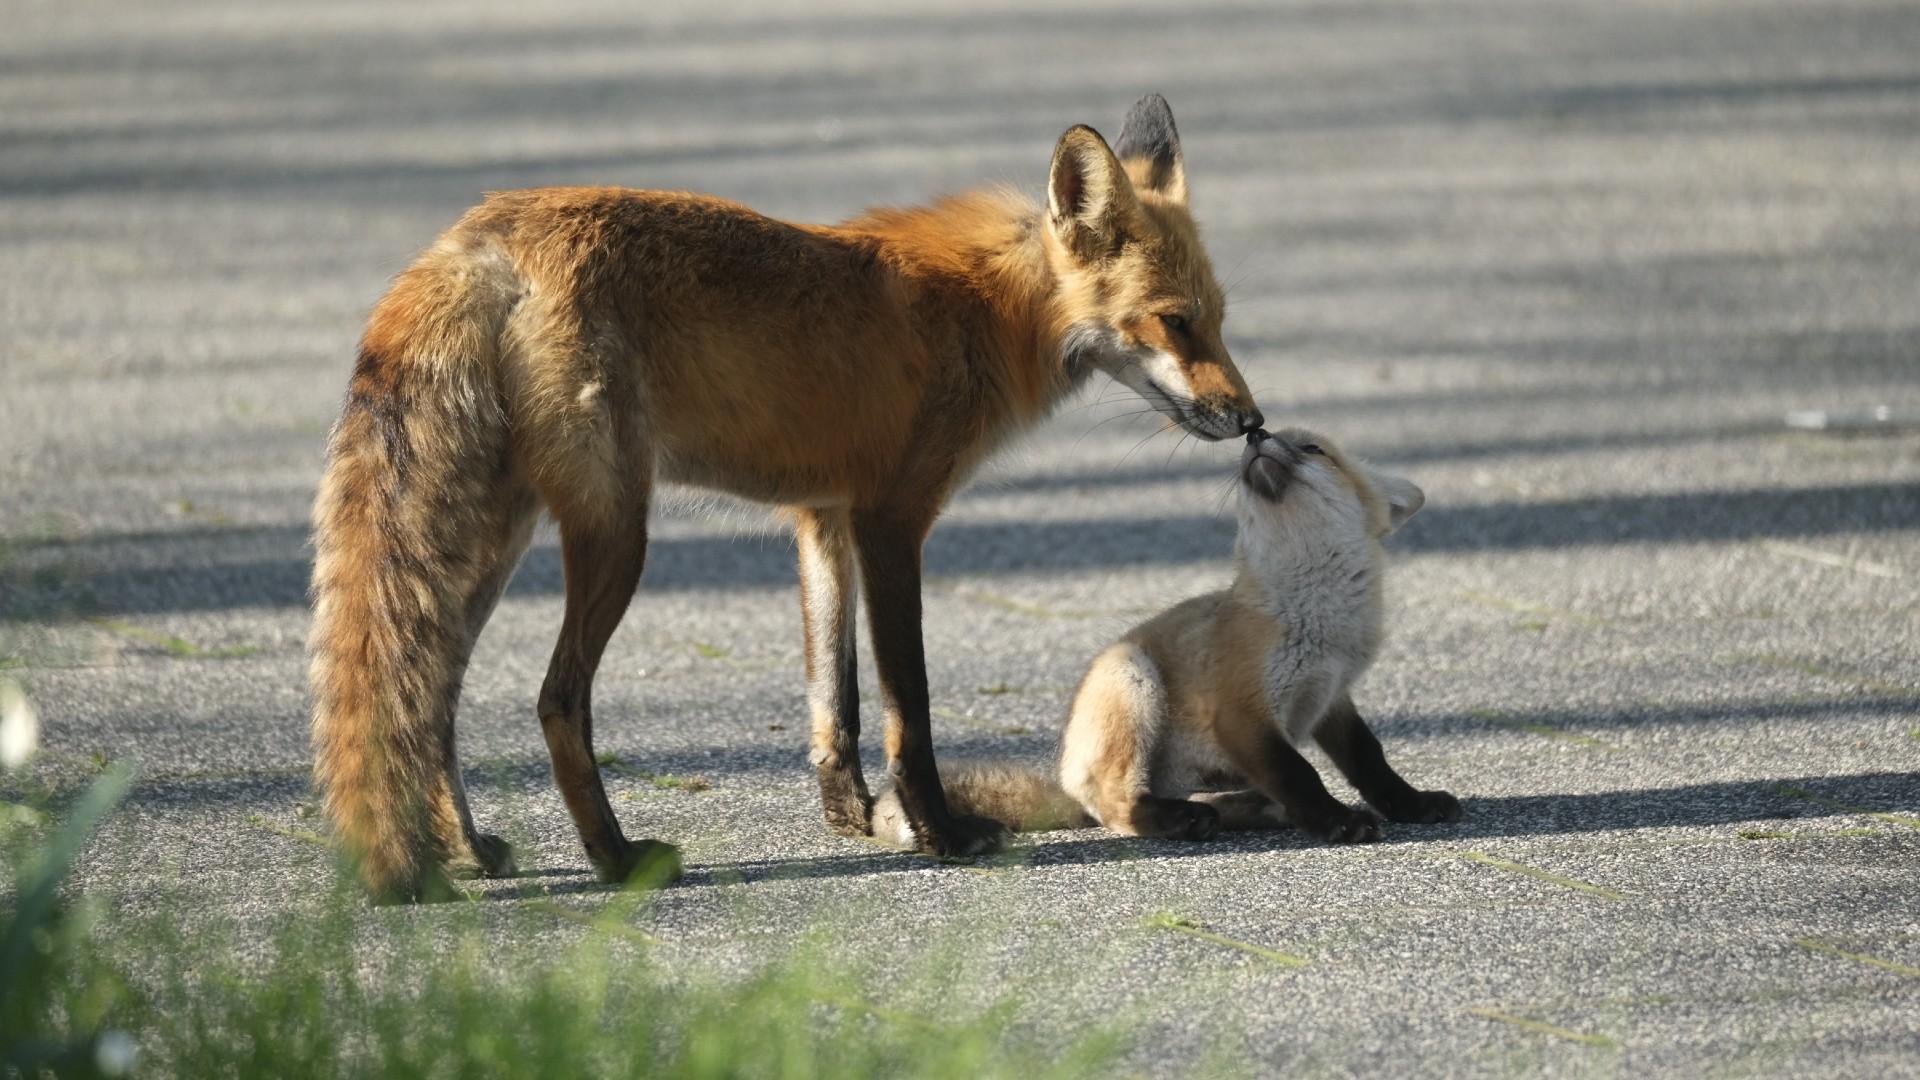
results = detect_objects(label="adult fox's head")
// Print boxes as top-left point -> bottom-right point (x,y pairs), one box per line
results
1046,95 -> 1262,441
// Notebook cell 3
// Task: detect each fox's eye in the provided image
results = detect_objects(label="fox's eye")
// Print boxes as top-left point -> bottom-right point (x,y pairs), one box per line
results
1159,313 -> 1189,333
1300,444 -> 1325,456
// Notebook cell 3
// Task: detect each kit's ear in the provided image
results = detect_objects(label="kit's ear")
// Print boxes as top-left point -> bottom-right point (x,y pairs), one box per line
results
1370,469 -> 1425,534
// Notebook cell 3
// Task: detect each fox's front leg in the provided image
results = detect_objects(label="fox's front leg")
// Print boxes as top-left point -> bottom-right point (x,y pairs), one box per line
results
850,508 -> 1009,857
1222,723 -> 1382,844
1261,729 -> 1383,843
1314,694 -> 1461,824
794,508 -> 872,836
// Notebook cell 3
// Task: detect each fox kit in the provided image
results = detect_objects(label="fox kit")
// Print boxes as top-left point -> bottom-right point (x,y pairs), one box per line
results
308,95 -> 1263,900
875,428 -> 1460,848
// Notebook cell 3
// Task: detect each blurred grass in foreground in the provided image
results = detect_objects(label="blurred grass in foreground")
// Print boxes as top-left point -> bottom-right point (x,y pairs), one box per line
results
2,741 -> 1128,1078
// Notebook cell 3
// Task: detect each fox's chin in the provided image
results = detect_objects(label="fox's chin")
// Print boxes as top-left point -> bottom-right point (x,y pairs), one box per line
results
1180,418 -> 1233,442
1241,458 -> 1291,500
1177,410 -> 1244,442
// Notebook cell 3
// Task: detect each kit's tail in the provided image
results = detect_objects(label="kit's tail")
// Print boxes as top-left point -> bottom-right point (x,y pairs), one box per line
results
871,760 -> 1094,848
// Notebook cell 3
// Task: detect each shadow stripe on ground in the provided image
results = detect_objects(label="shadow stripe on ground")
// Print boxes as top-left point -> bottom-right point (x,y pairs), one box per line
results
6,480 -> 1915,617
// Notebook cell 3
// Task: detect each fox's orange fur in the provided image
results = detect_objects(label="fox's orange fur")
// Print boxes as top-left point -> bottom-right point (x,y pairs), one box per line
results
309,95 -> 1261,900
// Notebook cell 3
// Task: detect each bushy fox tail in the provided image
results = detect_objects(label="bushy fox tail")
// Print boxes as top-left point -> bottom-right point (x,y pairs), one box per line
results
308,246 -> 529,902
871,761 -> 1094,849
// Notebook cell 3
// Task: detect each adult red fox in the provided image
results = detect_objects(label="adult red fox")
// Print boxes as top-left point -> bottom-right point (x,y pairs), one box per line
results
309,95 -> 1262,901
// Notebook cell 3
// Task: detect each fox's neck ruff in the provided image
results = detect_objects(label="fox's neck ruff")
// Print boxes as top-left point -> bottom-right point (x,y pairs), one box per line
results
1232,505 -> 1385,652
846,188 -> 1096,426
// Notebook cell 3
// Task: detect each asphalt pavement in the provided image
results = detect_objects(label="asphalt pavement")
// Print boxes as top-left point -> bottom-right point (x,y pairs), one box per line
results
3,1 -> 1918,1075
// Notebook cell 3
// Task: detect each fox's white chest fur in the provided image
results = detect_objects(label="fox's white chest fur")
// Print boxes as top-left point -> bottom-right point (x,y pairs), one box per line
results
1235,472 -> 1387,746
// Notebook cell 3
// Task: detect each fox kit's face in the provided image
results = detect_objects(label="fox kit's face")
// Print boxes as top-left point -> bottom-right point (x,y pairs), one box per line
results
1046,97 -> 1262,442
1239,427 -> 1424,543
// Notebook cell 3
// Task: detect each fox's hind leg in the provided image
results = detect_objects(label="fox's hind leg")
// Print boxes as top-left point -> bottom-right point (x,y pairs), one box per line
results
794,507 -> 872,835
1190,789 -> 1285,830
414,476 -> 539,881
536,493 -> 682,885
1124,796 -> 1222,840
434,758 -> 517,879
1060,643 -> 1220,841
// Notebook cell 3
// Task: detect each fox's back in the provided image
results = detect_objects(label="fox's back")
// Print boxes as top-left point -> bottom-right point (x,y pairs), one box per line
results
451,187 -> 1001,504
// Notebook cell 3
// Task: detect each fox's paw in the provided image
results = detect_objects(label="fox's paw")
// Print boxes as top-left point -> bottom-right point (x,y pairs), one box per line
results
869,789 -> 915,849
1299,803 -> 1384,844
916,813 -> 1011,859
596,838 -> 684,888
1137,798 -> 1221,841
821,787 -> 875,838
447,832 -> 518,879
1380,789 -> 1462,825
1172,801 -> 1221,841
816,764 -> 875,837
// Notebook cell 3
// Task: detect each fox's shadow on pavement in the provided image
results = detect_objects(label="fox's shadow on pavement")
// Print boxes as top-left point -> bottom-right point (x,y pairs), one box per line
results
114,684 -> 1918,818
459,769 -> 1919,900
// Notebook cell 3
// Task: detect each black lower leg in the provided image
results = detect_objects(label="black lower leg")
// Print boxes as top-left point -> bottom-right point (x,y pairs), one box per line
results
1314,695 -> 1460,824
813,651 -> 871,833
854,510 -> 1005,857
1259,730 -> 1382,843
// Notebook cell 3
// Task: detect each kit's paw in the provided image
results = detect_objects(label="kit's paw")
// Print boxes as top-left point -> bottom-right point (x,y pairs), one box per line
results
1298,803 -> 1384,844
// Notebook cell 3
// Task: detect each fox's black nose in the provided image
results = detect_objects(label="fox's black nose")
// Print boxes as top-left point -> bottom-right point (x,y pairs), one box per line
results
1238,409 -> 1266,435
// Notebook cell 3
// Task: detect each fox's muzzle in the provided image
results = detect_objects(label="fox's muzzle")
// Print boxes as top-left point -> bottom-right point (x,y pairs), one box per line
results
1241,429 -> 1296,501
1180,399 -> 1264,441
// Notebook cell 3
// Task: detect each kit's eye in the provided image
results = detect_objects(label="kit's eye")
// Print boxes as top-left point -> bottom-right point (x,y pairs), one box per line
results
1159,313 -> 1189,333
1300,444 -> 1325,456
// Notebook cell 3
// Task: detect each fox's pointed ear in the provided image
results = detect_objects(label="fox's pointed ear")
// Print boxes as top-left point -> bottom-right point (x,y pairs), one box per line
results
1370,470 -> 1425,534
1113,93 -> 1187,204
1048,125 -> 1135,260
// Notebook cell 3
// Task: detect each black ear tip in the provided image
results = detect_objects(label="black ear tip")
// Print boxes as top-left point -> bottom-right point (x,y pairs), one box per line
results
1116,93 -> 1180,161
1126,93 -> 1176,128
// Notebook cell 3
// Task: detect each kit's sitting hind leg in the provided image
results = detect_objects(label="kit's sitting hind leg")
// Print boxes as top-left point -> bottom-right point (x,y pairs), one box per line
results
1124,795 -> 1221,840
1059,643 -> 1220,841
1190,789 -> 1287,831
